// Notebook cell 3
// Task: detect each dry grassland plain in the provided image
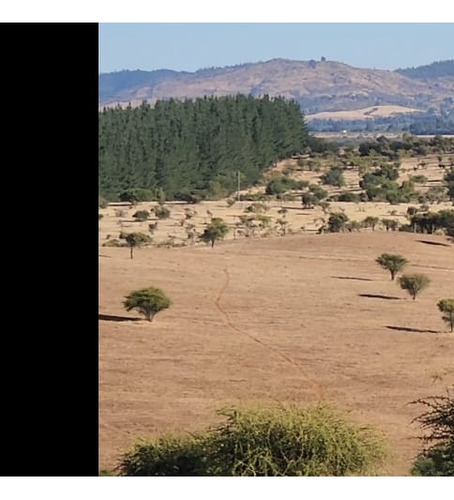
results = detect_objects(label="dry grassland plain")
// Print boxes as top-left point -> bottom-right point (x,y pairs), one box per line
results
99,154 -> 454,476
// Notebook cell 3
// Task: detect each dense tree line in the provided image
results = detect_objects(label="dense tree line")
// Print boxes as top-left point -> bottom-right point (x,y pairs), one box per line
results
99,95 -> 309,201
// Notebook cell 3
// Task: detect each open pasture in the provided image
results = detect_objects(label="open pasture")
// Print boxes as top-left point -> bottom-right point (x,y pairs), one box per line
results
99,231 -> 453,475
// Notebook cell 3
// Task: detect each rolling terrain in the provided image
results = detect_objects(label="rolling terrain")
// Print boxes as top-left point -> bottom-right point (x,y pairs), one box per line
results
99,58 -> 454,118
99,149 -> 454,475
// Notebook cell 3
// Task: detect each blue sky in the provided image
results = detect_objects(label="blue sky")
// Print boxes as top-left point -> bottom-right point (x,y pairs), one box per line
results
99,23 -> 454,74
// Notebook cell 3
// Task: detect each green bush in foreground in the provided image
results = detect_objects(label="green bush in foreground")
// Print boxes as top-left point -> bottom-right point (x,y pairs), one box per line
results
117,404 -> 388,476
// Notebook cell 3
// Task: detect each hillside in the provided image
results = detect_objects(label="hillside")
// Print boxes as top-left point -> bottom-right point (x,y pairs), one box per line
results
99,58 -> 454,117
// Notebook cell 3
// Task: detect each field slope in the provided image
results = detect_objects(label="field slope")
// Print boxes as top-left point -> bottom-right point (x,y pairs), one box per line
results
99,231 -> 454,475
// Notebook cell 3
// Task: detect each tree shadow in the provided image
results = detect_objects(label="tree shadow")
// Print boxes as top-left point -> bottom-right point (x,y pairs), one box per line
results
417,240 -> 451,247
99,254 -> 112,258
359,293 -> 401,300
332,276 -> 374,282
386,325 -> 439,334
99,313 -> 142,322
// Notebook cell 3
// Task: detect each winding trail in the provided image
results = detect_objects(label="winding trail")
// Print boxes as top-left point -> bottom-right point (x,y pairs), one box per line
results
214,266 -> 325,398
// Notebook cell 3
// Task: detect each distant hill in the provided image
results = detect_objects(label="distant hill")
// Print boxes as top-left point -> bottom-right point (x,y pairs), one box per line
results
99,58 -> 454,119
396,60 -> 454,79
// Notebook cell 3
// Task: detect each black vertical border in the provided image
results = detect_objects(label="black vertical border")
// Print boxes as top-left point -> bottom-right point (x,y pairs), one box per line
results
0,22 -> 99,476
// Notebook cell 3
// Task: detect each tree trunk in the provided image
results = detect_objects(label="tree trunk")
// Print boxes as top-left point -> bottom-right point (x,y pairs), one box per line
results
130,246 -> 134,259
391,270 -> 395,280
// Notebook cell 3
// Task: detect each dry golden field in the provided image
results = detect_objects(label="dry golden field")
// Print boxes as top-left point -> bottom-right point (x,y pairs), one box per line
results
99,154 -> 453,476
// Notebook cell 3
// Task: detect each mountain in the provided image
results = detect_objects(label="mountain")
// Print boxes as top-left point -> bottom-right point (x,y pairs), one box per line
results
99,59 -> 454,118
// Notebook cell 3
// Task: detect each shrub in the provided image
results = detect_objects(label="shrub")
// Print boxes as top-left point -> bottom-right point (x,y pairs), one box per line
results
326,212 -> 349,233
117,404 -> 388,476
338,191 -> 360,202
320,167 -> 346,187
381,218 -> 400,232
153,206 -> 171,219
102,239 -> 127,248
308,184 -> 328,201
133,210 -> 150,222
363,216 -> 379,231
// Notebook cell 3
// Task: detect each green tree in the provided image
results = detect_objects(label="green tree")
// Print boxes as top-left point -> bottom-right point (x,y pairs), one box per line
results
200,218 -> 229,247
363,216 -> 379,231
411,391 -> 454,476
398,274 -> 430,300
375,253 -> 408,280
381,218 -> 399,232
122,232 -> 151,259
123,286 -> 171,322
437,299 -> 454,333
133,210 -> 150,222
327,212 -> 349,233
153,206 -> 171,219
321,167 -> 346,187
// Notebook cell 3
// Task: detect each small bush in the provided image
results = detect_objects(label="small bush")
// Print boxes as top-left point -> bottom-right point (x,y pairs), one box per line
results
154,206 -> 171,219
133,210 -> 150,222
338,192 -> 360,202
102,239 -> 127,247
117,404 -> 388,476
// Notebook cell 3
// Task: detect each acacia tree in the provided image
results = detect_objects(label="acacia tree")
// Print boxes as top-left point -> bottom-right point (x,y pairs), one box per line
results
200,218 -> 229,247
398,274 -> 430,300
123,232 -> 151,259
411,391 -> 454,476
363,216 -> 379,231
437,299 -> 454,333
376,253 -> 408,280
123,286 -> 171,322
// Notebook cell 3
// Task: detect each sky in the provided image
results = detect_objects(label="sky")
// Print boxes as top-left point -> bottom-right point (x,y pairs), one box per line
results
99,22 -> 454,75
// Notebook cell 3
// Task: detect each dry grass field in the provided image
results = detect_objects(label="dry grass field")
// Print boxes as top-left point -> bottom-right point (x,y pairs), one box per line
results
99,152 -> 453,476
306,105 -> 423,122
100,230 -> 453,476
